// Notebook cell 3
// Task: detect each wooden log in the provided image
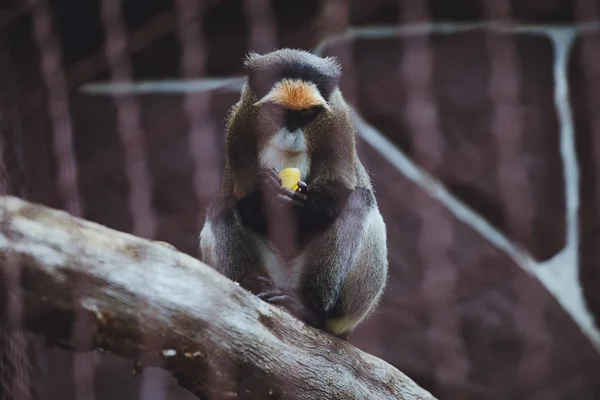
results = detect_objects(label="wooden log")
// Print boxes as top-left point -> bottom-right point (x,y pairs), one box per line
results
0,195 -> 436,400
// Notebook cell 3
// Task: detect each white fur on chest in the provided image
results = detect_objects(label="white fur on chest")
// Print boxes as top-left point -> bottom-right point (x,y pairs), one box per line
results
258,128 -> 311,180
259,145 -> 311,180
254,237 -> 306,289
256,128 -> 311,288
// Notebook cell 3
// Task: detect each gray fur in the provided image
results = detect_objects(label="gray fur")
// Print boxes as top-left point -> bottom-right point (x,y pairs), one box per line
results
199,49 -> 388,337
243,48 -> 342,81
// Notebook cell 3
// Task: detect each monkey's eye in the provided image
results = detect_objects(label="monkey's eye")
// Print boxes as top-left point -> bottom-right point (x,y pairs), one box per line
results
299,106 -> 323,118
299,107 -> 318,118
263,103 -> 285,117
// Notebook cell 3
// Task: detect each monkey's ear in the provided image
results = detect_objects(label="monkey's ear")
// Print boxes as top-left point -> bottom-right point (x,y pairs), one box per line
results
243,52 -> 263,72
323,55 -> 342,80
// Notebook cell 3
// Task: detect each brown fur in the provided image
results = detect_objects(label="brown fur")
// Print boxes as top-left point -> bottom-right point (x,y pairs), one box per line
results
222,82 -> 359,200
201,49 -> 388,338
254,79 -> 329,111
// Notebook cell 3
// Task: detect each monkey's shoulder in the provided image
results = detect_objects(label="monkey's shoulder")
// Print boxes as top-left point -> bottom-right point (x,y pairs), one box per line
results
349,186 -> 377,208
332,185 -> 377,214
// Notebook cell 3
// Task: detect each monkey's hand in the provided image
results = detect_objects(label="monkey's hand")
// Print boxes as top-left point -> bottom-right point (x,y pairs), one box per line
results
259,168 -> 307,210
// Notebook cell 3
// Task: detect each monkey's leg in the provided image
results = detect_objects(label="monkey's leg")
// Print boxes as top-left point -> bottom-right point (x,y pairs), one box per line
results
322,206 -> 388,338
200,198 -> 272,294
307,188 -> 388,338
259,188 -> 388,339
235,169 -> 307,261
232,169 -> 300,235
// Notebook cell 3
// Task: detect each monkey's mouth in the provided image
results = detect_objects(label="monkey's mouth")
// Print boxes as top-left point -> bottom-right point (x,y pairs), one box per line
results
271,128 -> 307,155
281,149 -> 303,157
273,144 -> 305,157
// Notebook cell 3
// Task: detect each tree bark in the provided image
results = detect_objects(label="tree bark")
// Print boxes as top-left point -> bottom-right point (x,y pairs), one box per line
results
0,195 -> 436,400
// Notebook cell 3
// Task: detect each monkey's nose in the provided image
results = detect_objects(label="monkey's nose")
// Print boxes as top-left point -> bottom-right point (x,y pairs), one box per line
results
277,128 -> 305,153
284,129 -> 303,143
285,121 -> 302,132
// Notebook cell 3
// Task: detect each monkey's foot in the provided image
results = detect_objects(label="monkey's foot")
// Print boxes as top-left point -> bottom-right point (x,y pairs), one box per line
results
257,289 -> 304,319
257,289 -> 324,329
239,275 -> 274,295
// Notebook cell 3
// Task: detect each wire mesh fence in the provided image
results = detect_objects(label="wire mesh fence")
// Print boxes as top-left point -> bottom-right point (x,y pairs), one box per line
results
1,0 -> 600,399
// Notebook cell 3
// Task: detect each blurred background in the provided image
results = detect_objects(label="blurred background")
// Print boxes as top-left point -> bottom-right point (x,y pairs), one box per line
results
1,0 -> 600,399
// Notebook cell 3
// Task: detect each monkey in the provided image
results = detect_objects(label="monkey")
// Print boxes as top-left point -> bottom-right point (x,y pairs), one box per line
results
199,48 -> 388,339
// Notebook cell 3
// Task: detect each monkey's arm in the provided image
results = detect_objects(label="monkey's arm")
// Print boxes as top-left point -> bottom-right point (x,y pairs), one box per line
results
234,188 -> 268,236
248,169 -> 351,245
292,180 -> 351,244
232,170 -> 360,261
233,169 -> 289,237
304,188 -> 388,337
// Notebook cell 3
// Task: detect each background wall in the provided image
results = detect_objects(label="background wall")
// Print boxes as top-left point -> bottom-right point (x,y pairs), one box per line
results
2,1 -> 600,399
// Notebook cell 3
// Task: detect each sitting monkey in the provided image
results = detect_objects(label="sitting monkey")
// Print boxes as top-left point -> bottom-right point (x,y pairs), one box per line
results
200,48 -> 388,339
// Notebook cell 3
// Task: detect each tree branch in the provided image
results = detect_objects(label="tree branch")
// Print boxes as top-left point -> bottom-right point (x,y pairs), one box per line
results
0,195 -> 436,400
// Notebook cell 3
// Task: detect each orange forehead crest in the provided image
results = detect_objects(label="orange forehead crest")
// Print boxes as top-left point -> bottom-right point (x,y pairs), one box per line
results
254,79 -> 330,111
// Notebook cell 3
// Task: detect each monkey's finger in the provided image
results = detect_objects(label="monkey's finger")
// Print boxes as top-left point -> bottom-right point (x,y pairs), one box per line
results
259,173 -> 283,193
277,193 -> 306,207
292,192 -> 308,202
281,188 -> 307,202
280,188 -> 302,197
297,181 -> 308,194
263,295 -> 292,306
257,293 -> 285,302
259,168 -> 282,182
276,195 -> 303,208
257,289 -> 288,300
243,275 -> 273,285
268,168 -> 283,184
266,176 -> 283,191
257,291 -> 299,308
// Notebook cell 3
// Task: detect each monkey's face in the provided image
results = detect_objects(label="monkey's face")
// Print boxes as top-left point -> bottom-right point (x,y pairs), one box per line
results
259,103 -> 325,154
253,78 -> 332,155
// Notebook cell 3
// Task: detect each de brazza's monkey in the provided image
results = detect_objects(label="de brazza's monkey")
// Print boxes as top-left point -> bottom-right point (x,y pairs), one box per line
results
200,48 -> 388,339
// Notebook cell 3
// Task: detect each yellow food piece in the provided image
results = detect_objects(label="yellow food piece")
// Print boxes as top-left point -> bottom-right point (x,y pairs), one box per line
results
278,168 -> 301,191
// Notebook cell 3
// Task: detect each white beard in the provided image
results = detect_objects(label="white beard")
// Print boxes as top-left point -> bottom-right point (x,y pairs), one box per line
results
259,127 -> 311,180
